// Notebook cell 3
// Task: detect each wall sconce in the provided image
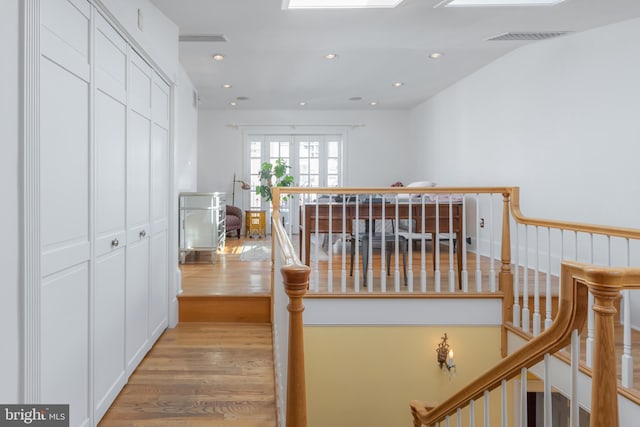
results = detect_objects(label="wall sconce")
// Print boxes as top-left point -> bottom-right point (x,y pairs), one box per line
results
232,173 -> 251,206
436,333 -> 455,372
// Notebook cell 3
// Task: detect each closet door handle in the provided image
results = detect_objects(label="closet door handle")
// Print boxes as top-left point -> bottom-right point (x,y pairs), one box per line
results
111,238 -> 119,248
139,230 -> 147,238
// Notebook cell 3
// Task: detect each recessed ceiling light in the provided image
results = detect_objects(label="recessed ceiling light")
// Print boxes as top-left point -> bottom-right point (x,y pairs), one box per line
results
370,101 -> 378,106
212,54 -> 225,61
229,101 -> 237,107
392,82 -> 404,87
435,0 -> 567,6
429,52 -> 443,59
222,83 -> 232,89
349,96 -> 362,101
284,0 -> 405,9
299,101 -> 306,107
324,53 -> 338,60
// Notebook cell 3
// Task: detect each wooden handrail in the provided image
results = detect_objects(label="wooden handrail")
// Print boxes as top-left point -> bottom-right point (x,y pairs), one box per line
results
276,186 -> 512,195
411,262 -> 640,427
509,187 -> 640,239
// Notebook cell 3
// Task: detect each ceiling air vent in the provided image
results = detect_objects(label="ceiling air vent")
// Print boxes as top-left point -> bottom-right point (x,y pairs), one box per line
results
487,31 -> 571,41
179,34 -> 228,42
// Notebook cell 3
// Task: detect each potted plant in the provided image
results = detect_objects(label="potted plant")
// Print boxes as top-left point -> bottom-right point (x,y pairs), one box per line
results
255,158 -> 294,202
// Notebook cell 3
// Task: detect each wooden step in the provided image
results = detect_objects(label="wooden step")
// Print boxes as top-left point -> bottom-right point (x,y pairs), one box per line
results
178,295 -> 271,323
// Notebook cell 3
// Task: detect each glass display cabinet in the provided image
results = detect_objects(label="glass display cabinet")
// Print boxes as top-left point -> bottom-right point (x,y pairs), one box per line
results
179,192 -> 226,263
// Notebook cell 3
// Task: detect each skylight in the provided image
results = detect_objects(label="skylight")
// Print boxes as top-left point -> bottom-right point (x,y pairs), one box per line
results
436,0 -> 567,6
283,0 -> 405,9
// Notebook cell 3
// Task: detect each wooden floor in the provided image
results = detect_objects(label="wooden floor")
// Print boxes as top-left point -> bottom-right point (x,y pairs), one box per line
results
180,237 -> 271,296
101,237 -> 277,426
99,323 -> 277,427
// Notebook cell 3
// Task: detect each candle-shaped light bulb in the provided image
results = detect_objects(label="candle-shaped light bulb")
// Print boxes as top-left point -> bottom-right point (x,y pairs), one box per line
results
448,349 -> 454,366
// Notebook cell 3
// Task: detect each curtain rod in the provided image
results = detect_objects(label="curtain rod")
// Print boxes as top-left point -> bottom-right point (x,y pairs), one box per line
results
226,123 -> 365,129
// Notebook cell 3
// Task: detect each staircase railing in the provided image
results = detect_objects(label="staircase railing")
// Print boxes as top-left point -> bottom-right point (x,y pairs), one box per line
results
272,208 -> 310,427
507,188 -> 640,382
268,186 -> 640,426
411,262 -> 640,426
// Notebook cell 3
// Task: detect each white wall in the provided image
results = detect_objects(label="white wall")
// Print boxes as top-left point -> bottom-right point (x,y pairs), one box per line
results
197,109 -> 413,199
175,66 -> 198,193
409,17 -> 640,325
0,0 -> 21,403
410,18 -> 640,229
97,0 -> 179,82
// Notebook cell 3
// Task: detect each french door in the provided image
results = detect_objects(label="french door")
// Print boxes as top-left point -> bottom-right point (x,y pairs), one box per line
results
246,133 -> 343,232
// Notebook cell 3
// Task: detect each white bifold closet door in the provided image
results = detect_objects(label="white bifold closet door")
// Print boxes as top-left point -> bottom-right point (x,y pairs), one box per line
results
93,12 -> 127,421
149,75 -> 170,343
36,2 -> 171,425
39,1 -> 91,426
126,51 -> 153,375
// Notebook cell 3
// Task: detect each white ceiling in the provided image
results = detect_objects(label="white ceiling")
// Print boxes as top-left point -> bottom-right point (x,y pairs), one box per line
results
150,0 -> 640,110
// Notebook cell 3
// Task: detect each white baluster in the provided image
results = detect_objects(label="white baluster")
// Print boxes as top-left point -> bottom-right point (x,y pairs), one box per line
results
301,200 -> 307,264
435,195 -> 441,292
570,329 -> 579,427
544,353 -> 552,427
341,197 -> 347,293
354,195 -> 360,292
367,197 -> 374,291
380,196 -> 387,293
462,196 -> 468,291
327,196 -> 333,293
520,368 -> 528,427
313,200 -> 319,291
449,197 -> 455,292
469,399 -> 475,427
513,221 -> 521,328
622,238 -> 633,388
586,233 -> 594,367
394,198 -> 401,292
545,228 -> 552,330
522,226 -> 530,333
533,226 -> 541,336
489,194 -> 496,292
407,194 -> 414,291
475,193 -> 482,292
457,408 -> 462,427
420,195 -> 427,292
483,390 -> 490,427
445,416 -> 450,427
501,380 -> 507,427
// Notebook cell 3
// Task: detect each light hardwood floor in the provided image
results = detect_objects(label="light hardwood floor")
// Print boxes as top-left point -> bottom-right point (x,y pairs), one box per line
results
99,323 -> 277,427
180,237 -> 271,296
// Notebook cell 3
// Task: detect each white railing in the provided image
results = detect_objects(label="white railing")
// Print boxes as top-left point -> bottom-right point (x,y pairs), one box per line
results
509,189 -> 640,390
275,187 -> 510,296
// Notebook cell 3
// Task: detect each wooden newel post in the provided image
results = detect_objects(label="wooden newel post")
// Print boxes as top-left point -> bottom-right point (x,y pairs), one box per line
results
282,264 -> 310,427
499,192 -> 514,357
589,283 -> 620,427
